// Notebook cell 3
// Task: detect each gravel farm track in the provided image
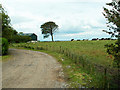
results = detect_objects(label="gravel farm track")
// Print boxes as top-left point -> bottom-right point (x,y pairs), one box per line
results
2,49 -> 66,88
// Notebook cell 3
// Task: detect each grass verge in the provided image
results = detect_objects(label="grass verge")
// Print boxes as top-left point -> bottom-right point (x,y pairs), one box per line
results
1,54 -> 12,62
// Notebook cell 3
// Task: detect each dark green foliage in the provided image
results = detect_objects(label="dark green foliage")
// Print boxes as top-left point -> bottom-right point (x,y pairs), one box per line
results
103,1 -> 120,88
0,38 -> 9,55
0,4 -> 11,30
0,38 -> 1,55
11,35 -> 32,43
40,21 -> 58,41
103,1 -> 120,67
105,40 -> 120,66
19,35 -> 32,43
0,4 -> 32,43
0,4 -> 17,41
0,4 -> 17,39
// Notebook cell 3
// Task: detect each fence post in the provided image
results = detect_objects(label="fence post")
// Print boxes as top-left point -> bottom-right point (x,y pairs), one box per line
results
60,46 -> 61,53
79,56 -> 81,64
66,48 -> 68,56
82,59 -> 84,68
63,49 -> 64,53
90,65 -> 93,72
68,50 -> 70,57
74,55 -> 77,64
72,54 -> 74,60
46,45 -> 48,50
49,46 -> 51,51
104,68 -> 107,88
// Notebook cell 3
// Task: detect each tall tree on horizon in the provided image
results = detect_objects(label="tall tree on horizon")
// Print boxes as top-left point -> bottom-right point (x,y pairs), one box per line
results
40,21 -> 58,41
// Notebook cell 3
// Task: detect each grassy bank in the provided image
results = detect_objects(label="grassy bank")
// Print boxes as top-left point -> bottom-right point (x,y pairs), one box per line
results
10,40 -> 118,88
0,52 -> 12,62
0,55 -> 11,63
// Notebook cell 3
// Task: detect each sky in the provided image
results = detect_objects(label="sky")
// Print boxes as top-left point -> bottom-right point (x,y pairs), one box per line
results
1,0 -> 112,41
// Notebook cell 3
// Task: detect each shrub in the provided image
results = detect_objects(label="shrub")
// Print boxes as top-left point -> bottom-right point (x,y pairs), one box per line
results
0,38 -> 9,55
9,35 -> 32,43
0,38 -> 1,55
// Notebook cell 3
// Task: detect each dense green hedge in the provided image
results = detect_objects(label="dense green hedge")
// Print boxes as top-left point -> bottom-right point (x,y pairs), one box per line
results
0,38 -> 1,55
12,35 -> 32,43
0,38 -> 9,55
3,34 -> 32,43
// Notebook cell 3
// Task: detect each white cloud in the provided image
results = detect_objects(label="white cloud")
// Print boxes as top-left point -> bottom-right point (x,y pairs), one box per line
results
1,0 -> 112,41
1,0 -> 112,4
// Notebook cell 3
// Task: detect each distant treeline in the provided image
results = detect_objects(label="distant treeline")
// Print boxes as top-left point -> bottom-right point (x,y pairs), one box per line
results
71,38 -> 117,41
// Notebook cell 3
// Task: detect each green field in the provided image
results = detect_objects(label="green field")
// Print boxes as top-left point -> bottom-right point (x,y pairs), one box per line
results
11,40 -> 118,88
13,40 -> 114,66
36,40 -> 114,67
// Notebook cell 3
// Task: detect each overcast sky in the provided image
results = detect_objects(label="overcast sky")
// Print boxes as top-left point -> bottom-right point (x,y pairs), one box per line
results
1,0 -> 112,41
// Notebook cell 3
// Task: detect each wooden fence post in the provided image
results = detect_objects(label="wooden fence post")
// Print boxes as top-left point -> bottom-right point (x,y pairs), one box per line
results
46,45 -> 48,50
79,56 -> 81,64
49,46 -> 51,51
66,48 -> 67,56
72,54 -> 74,60
68,50 -> 70,57
82,60 -> 84,68
59,46 -> 61,53
63,49 -> 64,53
74,55 -> 77,64
104,68 -> 107,88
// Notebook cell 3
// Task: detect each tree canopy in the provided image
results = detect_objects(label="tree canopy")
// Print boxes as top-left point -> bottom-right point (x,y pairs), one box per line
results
0,4 -> 31,43
103,0 -> 120,67
103,1 -> 120,87
40,21 -> 58,41
103,1 -> 120,38
0,4 -> 17,40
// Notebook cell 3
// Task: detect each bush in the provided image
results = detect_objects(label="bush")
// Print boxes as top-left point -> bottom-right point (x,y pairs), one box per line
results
0,38 -> 9,55
8,35 -> 32,43
0,38 -> 1,55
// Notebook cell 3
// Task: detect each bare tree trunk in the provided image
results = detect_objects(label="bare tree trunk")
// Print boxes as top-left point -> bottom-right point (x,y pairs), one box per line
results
51,35 -> 54,42
50,28 -> 54,42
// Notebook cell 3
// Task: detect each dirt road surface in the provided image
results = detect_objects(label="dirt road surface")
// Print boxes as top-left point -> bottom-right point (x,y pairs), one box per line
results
2,49 -> 66,88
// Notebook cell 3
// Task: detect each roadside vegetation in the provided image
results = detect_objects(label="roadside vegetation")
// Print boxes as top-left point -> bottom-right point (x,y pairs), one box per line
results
103,1 -> 120,88
0,38 -> 11,61
0,4 -> 31,58
10,40 -> 118,88
1,38 -> 9,55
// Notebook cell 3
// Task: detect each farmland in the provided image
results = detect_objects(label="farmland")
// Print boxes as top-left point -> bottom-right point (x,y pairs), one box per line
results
12,40 -> 114,66
11,40 -> 118,88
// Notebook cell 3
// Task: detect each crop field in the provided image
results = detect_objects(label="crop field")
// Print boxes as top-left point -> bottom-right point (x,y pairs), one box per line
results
11,40 -> 118,88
